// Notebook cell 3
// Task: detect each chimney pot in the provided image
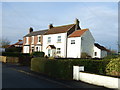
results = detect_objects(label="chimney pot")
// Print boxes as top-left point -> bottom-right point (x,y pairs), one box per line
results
49,24 -> 53,29
75,18 -> 81,30
18,39 -> 22,42
29,27 -> 33,33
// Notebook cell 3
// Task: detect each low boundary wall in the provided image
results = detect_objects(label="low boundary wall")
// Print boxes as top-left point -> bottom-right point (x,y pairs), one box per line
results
73,66 -> 120,89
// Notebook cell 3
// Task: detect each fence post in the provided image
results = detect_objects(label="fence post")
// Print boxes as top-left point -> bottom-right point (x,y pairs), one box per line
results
73,66 -> 80,80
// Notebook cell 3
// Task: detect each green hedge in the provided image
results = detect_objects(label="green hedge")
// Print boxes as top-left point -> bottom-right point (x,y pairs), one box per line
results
5,47 -> 22,52
2,52 -> 30,57
31,52 -> 45,57
31,58 -> 110,80
18,56 -> 31,66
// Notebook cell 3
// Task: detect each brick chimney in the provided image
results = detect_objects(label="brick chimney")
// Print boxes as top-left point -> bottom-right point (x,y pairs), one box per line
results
48,24 -> 53,29
18,39 -> 22,42
29,27 -> 33,33
75,18 -> 81,30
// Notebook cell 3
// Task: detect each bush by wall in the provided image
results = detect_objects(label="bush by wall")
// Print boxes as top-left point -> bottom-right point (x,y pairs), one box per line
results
106,58 -> 120,76
31,58 -> 110,80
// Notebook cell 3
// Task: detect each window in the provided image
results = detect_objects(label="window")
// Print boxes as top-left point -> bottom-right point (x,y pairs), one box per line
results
32,36 -> 34,44
26,37 -> 29,44
38,36 -> 41,42
57,36 -> 61,42
57,48 -> 61,54
95,52 -> 97,56
71,40 -> 75,44
48,37 -> 51,43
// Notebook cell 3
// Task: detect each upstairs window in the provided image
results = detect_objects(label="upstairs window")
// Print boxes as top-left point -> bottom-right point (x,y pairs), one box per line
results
71,40 -> 75,44
26,37 -> 29,44
32,36 -> 34,44
57,48 -> 61,54
48,37 -> 51,43
57,36 -> 61,42
38,36 -> 41,42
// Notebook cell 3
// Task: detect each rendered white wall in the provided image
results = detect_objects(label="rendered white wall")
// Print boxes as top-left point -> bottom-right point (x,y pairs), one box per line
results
43,33 -> 67,57
79,72 -> 119,89
81,30 -> 95,57
101,50 -> 107,58
93,46 -> 101,58
93,46 -> 108,58
67,37 -> 81,58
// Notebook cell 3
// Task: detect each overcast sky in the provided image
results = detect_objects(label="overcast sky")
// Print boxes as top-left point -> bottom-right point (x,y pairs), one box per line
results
2,2 -> 118,51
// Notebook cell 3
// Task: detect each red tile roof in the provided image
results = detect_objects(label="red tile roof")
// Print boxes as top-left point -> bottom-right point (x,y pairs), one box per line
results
7,40 -> 23,48
44,24 -> 75,35
68,29 -> 88,38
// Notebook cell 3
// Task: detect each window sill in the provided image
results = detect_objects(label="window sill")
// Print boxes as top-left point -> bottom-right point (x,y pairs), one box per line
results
57,42 -> 61,43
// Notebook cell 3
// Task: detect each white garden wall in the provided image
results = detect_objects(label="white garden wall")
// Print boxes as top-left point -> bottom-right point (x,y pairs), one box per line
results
73,66 -> 120,89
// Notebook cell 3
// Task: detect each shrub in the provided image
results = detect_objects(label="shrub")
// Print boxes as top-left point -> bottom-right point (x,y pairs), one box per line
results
106,58 -> 120,76
6,57 -> 19,63
81,52 -> 91,58
31,58 -> 110,80
31,52 -> 45,57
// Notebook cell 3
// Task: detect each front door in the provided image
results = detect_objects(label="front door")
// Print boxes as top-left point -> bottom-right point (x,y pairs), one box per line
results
48,49 -> 51,57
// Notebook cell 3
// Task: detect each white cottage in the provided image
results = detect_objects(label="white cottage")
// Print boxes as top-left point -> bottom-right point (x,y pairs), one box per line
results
43,19 -> 81,58
93,43 -> 109,58
67,29 -> 95,58
23,19 -> 108,58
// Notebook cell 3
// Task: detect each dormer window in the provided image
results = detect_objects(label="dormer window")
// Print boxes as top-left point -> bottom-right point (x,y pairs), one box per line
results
57,36 -> 61,42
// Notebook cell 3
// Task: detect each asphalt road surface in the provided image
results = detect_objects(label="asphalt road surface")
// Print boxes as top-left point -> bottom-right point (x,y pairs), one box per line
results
2,63 -> 111,89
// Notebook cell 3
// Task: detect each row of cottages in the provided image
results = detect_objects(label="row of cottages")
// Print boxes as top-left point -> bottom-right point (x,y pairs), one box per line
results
23,19 -> 108,58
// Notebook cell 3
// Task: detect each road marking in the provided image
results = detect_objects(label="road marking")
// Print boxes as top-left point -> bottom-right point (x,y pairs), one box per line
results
10,68 -> 73,88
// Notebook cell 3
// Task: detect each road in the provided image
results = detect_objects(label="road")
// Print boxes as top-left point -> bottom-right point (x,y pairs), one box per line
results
2,63 -> 110,89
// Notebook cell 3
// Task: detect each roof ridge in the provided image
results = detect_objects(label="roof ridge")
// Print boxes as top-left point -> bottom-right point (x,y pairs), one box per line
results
52,23 -> 75,28
77,28 -> 89,31
31,29 -> 48,33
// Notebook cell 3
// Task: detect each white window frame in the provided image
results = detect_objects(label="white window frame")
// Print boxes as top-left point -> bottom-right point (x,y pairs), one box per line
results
26,37 -> 29,44
57,48 -> 61,54
48,37 -> 51,43
57,36 -> 61,42
37,36 -> 41,43
71,40 -> 75,44
32,36 -> 34,44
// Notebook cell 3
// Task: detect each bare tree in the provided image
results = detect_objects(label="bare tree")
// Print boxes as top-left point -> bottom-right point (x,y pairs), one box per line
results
0,38 -> 11,48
